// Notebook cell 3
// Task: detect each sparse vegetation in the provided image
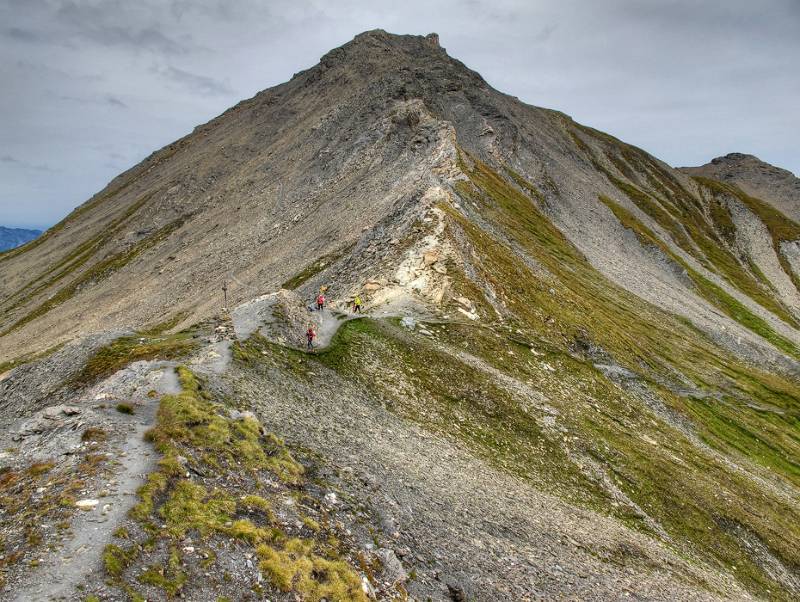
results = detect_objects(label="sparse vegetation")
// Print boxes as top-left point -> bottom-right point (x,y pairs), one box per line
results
372,152 -> 800,599
598,194 -> 800,359
567,123 -> 799,327
281,246 -> 353,290
81,427 -> 108,443
72,331 -> 196,387
0,342 -> 66,375
0,453 -> 112,584
2,217 -> 184,336
105,366 -> 364,600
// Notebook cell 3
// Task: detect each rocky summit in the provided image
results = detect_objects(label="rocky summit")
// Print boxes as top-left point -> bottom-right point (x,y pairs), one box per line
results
1,30 -> 800,601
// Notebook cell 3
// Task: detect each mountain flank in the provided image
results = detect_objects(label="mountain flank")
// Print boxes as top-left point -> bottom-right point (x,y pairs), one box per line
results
1,30 -> 800,601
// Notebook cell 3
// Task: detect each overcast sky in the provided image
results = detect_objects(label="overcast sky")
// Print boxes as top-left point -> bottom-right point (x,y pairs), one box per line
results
1,0 -> 798,229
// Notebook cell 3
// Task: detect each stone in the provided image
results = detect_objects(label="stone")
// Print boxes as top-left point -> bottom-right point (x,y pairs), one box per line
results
447,582 -> 468,602
423,249 -> 440,266
454,296 -> 472,309
43,404 -> 81,420
229,409 -> 257,421
457,307 -> 478,321
376,548 -> 408,584
75,499 -> 99,511
400,317 -> 416,330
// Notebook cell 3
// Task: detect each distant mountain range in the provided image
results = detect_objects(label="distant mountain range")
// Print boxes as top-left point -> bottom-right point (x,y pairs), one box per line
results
0,226 -> 41,251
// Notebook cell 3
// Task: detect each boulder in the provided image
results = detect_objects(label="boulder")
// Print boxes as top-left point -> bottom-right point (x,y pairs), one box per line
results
376,548 -> 408,584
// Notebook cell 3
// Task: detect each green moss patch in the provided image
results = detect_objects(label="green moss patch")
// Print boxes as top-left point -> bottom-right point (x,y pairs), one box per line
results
106,367 -> 365,601
281,245 -> 354,290
71,331 -> 197,387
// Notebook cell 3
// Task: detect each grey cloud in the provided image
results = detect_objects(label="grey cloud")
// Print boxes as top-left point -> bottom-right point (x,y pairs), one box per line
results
51,1 -> 192,54
81,25 -> 189,54
4,26 -> 42,42
105,95 -> 127,108
55,93 -> 126,108
1,0 -> 798,228
157,65 -> 233,96
0,155 -> 55,172
533,24 -> 557,44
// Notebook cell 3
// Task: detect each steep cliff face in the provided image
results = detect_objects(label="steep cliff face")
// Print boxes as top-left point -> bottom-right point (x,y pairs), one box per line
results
1,31 -> 800,601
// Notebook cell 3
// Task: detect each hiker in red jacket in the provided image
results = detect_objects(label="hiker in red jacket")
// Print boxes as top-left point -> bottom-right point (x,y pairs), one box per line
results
316,293 -> 325,311
306,325 -> 316,350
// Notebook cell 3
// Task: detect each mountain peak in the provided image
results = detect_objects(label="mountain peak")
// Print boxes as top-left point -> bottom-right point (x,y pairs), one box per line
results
3,30 -> 800,602
349,29 -> 441,48
680,153 -> 800,221
317,29 -> 448,72
711,152 -> 759,164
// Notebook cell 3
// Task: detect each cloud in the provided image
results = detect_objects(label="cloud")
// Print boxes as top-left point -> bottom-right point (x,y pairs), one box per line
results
105,95 -> 127,108
0,155 -> 55,172
533,24 -> 558,44
0,0 -> 798,228
3,26 -> 42,42
80,25 -> 190,54
157,65 -> 233,96
55,93 -> 127,108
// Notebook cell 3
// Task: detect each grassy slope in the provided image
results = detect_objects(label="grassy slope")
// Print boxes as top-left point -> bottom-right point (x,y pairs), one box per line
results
104,366 -> 368,601
597,194 -> 800,359
281,155 -> 800,599
569,122 -> 800,328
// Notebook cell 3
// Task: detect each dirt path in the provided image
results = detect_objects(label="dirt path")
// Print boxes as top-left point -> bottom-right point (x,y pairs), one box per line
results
230,291 -> 367,351
4,363 -> 179,602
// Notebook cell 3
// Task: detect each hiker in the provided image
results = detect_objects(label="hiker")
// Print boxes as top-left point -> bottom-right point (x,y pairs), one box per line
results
353,295 -> 363,314
306,325 -> 316,350
316,292 -> 325,311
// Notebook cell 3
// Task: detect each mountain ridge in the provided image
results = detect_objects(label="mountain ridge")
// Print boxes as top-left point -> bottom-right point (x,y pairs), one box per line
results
681,152 -> 800,222
1,30 -> 800,601
2,29 -> 799,370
